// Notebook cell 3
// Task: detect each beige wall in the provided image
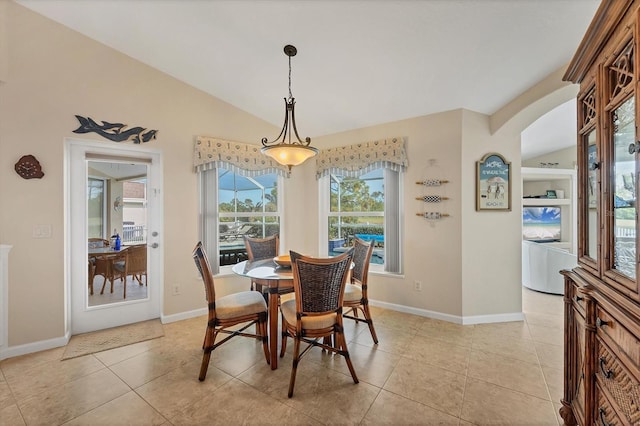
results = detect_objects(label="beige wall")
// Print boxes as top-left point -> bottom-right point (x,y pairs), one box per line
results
313,110 -> 464,316
0,1 -> 576,352
0,3 -> 277,346
523,146 -> 577,169
461,110 -> 523,318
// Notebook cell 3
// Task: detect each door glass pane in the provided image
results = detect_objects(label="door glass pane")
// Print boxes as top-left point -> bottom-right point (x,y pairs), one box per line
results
87,161 -> 148,306
585,130 -> 598,260
612,97 -> 636,279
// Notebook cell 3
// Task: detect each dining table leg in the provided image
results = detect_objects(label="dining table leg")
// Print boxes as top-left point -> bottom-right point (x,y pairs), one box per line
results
268,285 -> 279,369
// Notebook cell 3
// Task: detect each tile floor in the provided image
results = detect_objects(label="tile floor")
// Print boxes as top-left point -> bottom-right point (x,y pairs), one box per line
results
89,275 -> 148,307
0,287 -> 564,425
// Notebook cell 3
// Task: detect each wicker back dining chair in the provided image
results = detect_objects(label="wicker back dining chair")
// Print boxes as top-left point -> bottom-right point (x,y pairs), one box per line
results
244,234 -> 280,293
343,237 -> 378,344
88,238 -> 110,295
192,241 -> 270,381
112,244 -> 147,299
117,244 -> 147,283
92,241 -> 127,298
279,249 -> 358,397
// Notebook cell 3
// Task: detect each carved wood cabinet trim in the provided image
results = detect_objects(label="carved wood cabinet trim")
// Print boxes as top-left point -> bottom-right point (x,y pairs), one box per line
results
563,1 -> 640,424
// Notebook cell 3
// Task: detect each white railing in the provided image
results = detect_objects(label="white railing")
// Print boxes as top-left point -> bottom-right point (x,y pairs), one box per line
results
615,226 -> 636,239
122,225 -> 145,243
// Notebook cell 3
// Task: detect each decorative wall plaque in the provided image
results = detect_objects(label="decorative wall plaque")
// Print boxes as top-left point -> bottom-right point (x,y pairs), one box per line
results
72,115 -> 158,144
476,152 -> 511,211
14,155 -> 44,179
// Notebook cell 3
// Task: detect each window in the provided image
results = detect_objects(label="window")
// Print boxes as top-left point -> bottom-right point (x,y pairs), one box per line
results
321,168 -> 403,273
87,177 -> 106,238
200,167 -> 282,273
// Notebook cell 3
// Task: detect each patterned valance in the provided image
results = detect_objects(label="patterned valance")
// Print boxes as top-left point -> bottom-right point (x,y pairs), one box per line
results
194,136 -> 290,177
316,137 -> 408,179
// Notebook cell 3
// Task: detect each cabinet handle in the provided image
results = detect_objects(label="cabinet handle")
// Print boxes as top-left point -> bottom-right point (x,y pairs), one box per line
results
599,357 -> 613,379
629,143 -> 640,155
590,161 -> 600,170
596,317 -> 609,328
574,295 -> 583,302
599,408 -> 612,426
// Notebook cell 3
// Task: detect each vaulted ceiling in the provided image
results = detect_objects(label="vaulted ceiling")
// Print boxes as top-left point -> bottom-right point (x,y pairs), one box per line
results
16,0 -> 599,156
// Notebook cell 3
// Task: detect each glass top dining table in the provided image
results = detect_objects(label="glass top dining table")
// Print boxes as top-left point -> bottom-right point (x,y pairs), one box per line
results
232,258 -> 293,370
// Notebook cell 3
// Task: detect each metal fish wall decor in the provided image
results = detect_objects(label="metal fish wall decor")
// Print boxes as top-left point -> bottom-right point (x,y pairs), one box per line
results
72,115 -> 158,144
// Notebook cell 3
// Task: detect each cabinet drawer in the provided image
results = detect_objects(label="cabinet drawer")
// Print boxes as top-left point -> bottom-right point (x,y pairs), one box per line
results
571,281 -> 587,318
596,339 -> 640,425
595,305 -> 640,366
596,382 -> 624,426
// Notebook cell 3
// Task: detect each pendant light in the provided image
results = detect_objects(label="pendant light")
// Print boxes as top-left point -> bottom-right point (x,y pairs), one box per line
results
261,45 -> 318,170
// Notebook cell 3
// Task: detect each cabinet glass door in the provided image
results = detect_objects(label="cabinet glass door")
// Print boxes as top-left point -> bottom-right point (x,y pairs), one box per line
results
611,97 -> 636,280
585,130 -> 598,262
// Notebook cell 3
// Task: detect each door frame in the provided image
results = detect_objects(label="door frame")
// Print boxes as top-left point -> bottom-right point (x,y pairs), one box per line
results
65,138 -> 164,335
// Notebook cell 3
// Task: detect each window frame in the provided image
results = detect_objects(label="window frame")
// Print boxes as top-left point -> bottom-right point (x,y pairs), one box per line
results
319,167 -> 403,274
87,175 -> 107,239
199,166 -> 284,275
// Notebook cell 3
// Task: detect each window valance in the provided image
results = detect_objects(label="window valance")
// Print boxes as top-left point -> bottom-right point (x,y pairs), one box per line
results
315,137 -> 407,179
194,136 -> 290,177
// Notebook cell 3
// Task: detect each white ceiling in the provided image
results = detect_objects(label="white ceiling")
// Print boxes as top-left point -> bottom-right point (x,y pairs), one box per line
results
521,98 -> 577,160
17,0 -> 599,155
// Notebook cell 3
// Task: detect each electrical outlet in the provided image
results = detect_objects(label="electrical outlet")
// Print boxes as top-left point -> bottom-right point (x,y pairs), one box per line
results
414,280 -> 422,291
32,224 -> 52,238
172,284 -> 181,296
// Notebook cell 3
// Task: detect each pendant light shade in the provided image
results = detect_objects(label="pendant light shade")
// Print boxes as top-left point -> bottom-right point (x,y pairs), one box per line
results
261,45 -> 318,170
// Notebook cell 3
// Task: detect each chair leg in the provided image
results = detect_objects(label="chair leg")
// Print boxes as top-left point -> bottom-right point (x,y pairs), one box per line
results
336,331 -> 359,384
362,304 -> 379,344
260,317 -> 270,364
100,277 -> 108,295
199,349 -> 212,382
280,316 -> 288,358
199,325 -> 216,381
288,336 -> 302,398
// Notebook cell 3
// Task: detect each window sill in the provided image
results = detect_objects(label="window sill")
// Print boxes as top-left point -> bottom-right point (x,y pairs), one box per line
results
368,265 -> 404,279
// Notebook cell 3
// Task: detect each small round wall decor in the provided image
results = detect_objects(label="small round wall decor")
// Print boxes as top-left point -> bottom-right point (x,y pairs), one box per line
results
14,155 -> 44,179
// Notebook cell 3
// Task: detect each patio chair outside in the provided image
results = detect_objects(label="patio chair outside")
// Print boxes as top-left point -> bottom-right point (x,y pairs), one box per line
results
220,224 -> 254,241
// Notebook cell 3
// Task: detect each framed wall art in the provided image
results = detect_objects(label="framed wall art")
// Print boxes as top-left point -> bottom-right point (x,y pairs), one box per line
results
476,152 -> 511,211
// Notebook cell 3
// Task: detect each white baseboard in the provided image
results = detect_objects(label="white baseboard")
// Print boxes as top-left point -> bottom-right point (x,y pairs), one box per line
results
161,307 -> 207,324
460,311 -> 525,325
0,303 -> 524,361
369,299 -> 524,325
0,332 -> 70,361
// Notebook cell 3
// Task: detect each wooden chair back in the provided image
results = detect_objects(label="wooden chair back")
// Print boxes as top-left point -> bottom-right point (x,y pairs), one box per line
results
290,249 -> 354,315
88,238 -> 109,248
244,234 -> 279,261
125,244 -> 147,277
352,237 -> 374,287
193,241 -> 216,306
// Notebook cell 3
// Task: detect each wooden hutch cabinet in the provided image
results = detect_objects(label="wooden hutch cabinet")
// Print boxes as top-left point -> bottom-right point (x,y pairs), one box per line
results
562,1 -> 640,424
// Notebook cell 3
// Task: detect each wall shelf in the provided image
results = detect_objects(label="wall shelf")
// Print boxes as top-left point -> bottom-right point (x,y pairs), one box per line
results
521,167 -> 577,254
522,198 -> 571,206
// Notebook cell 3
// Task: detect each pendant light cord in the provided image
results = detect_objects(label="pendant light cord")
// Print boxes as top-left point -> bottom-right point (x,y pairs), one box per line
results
288,55 -> 293,101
